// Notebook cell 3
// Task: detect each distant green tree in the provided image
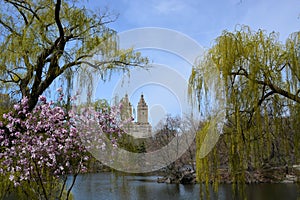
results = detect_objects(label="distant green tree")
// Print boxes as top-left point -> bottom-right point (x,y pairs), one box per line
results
0,0 -> 147,111
93,99 -> 110,113
137,141 -> 146,153
189,26 -> 300,191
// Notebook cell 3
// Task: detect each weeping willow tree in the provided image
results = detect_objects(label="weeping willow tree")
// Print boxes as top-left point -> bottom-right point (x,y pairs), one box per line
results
189,26 -> 300,193
0,0 -> 147,111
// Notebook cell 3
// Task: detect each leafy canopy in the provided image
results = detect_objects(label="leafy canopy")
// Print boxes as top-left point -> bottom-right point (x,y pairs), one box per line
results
0,0 -> 148,111
189,25 -> 300,189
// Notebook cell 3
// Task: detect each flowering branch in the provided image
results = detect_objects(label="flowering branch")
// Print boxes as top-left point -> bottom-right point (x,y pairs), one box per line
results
0,91 -> 131,199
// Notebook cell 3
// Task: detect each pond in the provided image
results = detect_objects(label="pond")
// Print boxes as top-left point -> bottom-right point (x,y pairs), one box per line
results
67,173 -> 299,200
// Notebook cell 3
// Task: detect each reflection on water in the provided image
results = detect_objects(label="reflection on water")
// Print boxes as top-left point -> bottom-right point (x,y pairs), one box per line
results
67,173 -> 299,200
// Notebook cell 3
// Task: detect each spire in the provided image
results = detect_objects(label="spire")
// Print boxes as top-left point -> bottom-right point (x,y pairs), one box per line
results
137,93 -> 148,124
138,94 -> 147,107
120,93 -> 132,120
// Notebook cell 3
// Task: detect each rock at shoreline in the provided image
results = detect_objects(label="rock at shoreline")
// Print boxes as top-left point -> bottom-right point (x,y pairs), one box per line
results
157,170 -> 196,184
180,173 -> 196,184
282,174 -> 297,183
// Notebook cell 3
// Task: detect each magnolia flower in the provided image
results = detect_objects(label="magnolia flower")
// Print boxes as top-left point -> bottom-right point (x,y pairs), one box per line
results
56,87 -> 63,93
0,92 -> 130,187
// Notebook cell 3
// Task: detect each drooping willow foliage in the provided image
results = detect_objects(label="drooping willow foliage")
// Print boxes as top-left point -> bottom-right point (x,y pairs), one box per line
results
0,0 -> 148,111
189,25 -> 300,192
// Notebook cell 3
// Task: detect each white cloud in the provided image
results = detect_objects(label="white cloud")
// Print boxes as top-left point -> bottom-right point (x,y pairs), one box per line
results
154,0 -> 186,14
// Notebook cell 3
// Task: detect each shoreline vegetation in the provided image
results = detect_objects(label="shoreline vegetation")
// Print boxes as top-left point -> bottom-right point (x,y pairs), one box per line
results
86,160 -> 300,185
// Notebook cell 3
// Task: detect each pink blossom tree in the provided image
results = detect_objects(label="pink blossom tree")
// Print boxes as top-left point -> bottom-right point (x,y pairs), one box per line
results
0,92 -> 129,199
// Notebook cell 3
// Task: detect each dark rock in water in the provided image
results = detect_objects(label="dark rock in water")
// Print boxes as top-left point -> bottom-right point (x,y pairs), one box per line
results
157,176 -> 176,184
157,177 -> 167,183
157,170 -> 197,184
180,173 -> 196,184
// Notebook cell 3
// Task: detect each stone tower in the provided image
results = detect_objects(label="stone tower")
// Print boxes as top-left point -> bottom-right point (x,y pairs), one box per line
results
137,94 -> 149,124
120,94 -> 132,120
120,94 -> 152,138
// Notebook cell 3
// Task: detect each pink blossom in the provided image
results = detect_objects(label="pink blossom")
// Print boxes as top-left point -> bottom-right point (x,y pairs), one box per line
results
38,95 -> 47,103
56,87 -> 63,93
13,104 -> 20,111
9,174 -> 14,181
0,92 -> 131,188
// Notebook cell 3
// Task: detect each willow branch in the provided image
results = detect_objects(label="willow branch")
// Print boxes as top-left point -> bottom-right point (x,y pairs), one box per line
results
12,3 -> 28,25
4,0 -> 40,21
0,78 -> 15,83
0,19 -> 20,36
258,91 -> 275,106
55,0 -> 64,39
231,68 -> 300,103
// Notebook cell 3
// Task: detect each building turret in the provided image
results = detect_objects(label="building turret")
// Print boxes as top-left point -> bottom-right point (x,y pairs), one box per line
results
120,94 -> 132,120
120,93 -> 152,138
137,94 -> 149,124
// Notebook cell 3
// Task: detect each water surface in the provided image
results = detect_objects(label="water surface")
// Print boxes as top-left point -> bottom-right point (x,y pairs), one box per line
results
67,173 -> 299,200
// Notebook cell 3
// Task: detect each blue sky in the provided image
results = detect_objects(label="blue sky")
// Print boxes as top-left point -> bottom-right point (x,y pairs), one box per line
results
90,0 -> 299,46
82,0 -> 300,127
